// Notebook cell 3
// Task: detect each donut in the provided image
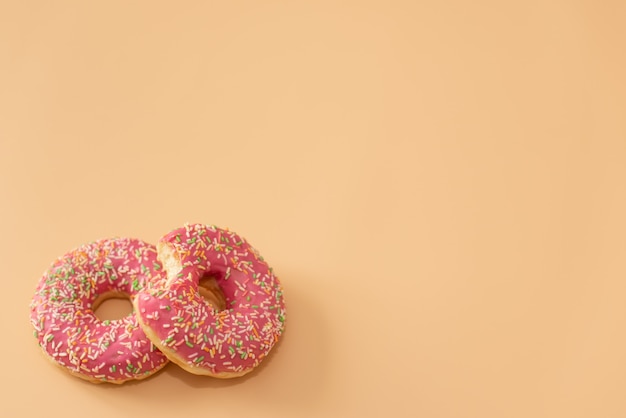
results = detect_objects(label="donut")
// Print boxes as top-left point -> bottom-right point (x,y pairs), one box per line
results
134,224 -> 286,378
30,238 -> 169,384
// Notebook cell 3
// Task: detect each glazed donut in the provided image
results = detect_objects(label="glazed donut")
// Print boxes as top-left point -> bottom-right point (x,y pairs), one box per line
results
30,238 -> 169,384
134,224 -> 286,378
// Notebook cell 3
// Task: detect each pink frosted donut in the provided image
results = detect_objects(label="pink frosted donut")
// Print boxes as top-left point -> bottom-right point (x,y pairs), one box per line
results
134,224 -> 286,378
30,238 -> 169,384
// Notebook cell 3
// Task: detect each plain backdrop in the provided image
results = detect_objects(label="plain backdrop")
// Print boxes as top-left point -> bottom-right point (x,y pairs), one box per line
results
1,1 -> 625,417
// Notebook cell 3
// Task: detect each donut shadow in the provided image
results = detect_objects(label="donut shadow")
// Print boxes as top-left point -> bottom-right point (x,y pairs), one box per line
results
95,271 -> 330,411
163,275 -> 328,394
89,334 -> 283,389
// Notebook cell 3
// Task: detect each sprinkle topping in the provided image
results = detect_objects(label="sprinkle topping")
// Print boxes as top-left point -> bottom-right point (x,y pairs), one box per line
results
135,224 -> 286,376
29,238 -> 169,383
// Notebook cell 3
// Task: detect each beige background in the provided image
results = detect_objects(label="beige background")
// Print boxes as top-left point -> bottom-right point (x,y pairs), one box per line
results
1,1 -> 625,417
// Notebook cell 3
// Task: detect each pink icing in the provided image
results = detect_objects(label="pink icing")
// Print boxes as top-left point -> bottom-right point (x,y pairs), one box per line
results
135,224 -> 286,376
30,238 -> 169,383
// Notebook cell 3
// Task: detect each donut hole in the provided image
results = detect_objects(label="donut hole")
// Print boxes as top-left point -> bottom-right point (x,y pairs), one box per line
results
93,291 -> 133,321
198,275 -> 226,311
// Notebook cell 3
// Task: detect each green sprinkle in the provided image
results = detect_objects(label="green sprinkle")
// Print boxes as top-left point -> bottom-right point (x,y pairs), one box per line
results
177,317 -> 184,322
153,262 -> 161,270
177,272 -> 184,278
246,296 -> 251,302
209,327 -> 214,335
164,305 -> 171,311
110,365 -> 116,373
132,279 -> 140,291
191,323 -> 198,329
236,340 -> 242,347
278,315 -> 285,323
176,235 -> 181,242
228,346 -> 235,355
252,304 -> 259,309
33,330 -> 38,338
46,335 -> 54,342
203,333 -> 209,341
110,274 -> 117,281
240,352 -> 247,359
165,336 -> 174,344
103,320 -> 111,326
135,249 -> 142,259
194,356 -> 205,363
187,237 -> 197,244
185,341 -> 194,348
